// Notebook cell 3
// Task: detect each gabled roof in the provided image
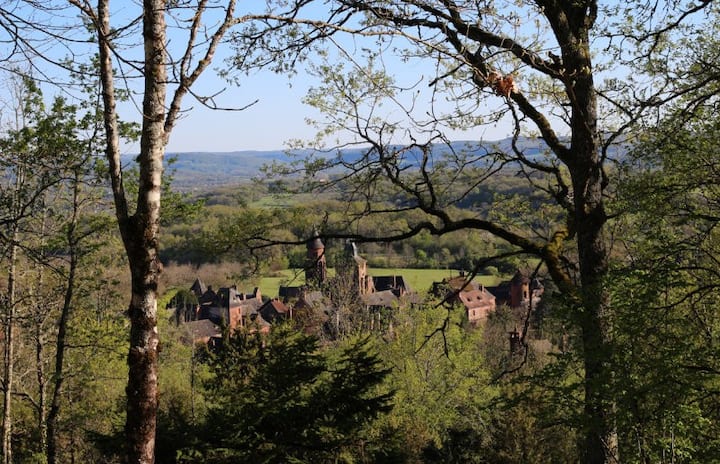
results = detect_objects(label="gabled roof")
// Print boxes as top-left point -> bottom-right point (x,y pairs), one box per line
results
279,285 -> 303,300
486,282 -> 511,300
190,278 -> 207,297
258,299 -> 291,323
447,275 -> 480,291
199,287 -> 219,305
180,319 -> 221,344
362,290 -> 399,308
236,299 -> 263,317
458,288 -> 496,310
372,275 -> 411,294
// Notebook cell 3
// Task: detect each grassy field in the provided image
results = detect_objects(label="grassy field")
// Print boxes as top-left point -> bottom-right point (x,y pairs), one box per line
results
249,193 -> 324,209
259,268 -> 502,298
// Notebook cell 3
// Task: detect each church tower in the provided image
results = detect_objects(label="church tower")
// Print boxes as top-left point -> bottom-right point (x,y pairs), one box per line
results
305,232 -> 327,286
509,269 -> 530,308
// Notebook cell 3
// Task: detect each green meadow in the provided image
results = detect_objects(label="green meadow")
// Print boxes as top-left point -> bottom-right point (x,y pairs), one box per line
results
259,268 -> 502,298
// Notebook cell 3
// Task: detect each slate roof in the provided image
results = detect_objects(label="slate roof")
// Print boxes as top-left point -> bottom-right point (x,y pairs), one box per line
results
372,275 -> 411,294
190,278 -> 207,297
199,305 -> 227,325
180,319 -> 221,344
362,290 -> 399,308
279,285 -> 303,300
440,275 -> 481,292
238,299 -> 263,317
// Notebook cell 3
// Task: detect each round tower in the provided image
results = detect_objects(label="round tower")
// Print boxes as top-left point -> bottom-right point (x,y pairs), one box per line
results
509,269 -> 530,308
305,233 -> 327,285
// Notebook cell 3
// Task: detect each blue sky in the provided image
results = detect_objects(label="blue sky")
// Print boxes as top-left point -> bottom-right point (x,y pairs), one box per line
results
156,60 -> 511,154
3,1 -> 709,154
157,71 -> 318,153
1,2 -> 518,154
148,4 -> 515,154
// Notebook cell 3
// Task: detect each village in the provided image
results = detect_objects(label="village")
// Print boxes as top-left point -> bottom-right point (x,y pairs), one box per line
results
170,234 -> 545,346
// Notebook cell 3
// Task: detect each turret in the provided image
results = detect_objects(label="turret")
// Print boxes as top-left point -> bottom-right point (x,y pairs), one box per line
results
305,231 -> 327,285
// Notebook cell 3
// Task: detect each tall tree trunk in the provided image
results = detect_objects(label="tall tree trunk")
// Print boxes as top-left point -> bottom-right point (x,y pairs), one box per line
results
573,145 -> 618,463
564,18 -> 619,463
35,320 -> 46,454
2,239 -> 17,464
47,172 -> 81,464
123,1 -> 166,461
89,0 -> 232,460
95,0 -> 165,461
2,165 -> 23,464
97,0 -> 166,461
33,203 -> 49,457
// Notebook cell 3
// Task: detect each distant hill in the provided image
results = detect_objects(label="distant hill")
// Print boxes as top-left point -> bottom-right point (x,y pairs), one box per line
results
160,150 -> 292,188
145,137 -> 625,190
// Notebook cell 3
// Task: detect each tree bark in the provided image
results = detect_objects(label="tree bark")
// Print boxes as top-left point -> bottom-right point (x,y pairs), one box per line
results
2,167 -> 23,464
89,0 -> 235,460
122,1 -> 166,462
47,172 -> 82,464
559,9 -> 619,462
95,0 -> 166,462
33,220 -> 48,458
1,238 -> 17,464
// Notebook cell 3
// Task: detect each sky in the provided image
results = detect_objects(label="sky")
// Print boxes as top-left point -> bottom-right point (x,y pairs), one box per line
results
0,2 -> 332,154
0,1 -> 521,155
2,1 -> 710,155
155,56 -> 500,155
155,59 -> 511,154
122,4 -> 514,155
156,71 -> 319,154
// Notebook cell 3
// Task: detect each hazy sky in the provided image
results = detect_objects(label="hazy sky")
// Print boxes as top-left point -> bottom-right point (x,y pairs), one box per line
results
159,71 -> 317,154
2,2 -> 513,155
154,65 -> 510,154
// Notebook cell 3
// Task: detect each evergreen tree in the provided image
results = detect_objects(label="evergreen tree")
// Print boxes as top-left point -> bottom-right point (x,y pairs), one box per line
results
181,324 -> 394,463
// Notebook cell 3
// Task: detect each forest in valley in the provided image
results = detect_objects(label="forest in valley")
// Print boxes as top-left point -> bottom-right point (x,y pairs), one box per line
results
2,1 -> 720,464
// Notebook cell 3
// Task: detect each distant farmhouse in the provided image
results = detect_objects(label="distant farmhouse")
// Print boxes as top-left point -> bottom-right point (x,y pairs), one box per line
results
432,269 -> 544,325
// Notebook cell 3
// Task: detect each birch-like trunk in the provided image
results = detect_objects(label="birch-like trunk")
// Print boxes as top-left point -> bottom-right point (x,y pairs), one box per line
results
96,0 -> 166,461
123,0 -> 166,461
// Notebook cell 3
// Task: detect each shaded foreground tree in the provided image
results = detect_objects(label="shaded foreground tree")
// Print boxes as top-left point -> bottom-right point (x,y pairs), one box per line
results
234,1 -> 716,462
0,77 -> 99,464
179,324 -> 394,463
610,29 -> 720,458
